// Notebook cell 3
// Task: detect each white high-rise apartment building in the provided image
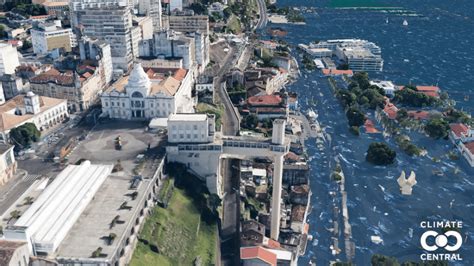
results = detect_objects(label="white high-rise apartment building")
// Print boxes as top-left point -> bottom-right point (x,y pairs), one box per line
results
138,0 -> 162,30
70,0 -> 135,71
0,43 -> 20,75
31,21 -> 76,55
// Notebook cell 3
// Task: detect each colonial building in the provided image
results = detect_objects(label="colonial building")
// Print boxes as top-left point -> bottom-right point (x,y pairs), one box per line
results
0,144 -> 16,186
29,65 -> 104,112
100,63 -> 195,120
0,92 -> 68,143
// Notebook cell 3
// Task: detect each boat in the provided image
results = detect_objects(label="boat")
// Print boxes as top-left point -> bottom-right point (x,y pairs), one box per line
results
306,108 -> 318,121
386,17 -> 389,24
371,235 -> 383,244
403,19 -> 408,26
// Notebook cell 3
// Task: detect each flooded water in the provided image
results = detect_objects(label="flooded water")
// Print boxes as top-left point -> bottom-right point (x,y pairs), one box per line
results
267,0 -> 474,264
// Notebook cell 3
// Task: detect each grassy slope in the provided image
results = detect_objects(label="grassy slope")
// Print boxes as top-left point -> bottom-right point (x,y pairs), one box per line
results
130,189 -> 216,265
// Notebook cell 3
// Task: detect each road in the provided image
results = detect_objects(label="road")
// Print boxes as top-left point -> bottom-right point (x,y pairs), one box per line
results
214,44 -> 243,136
255,0 -> 268,30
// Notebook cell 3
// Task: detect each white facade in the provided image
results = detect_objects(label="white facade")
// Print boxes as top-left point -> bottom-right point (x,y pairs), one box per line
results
370,80 -> 397,97
73,5 -> 134,71
139,30 -> 197,69
0,144 -> 16,186
79,37 -> 114,86
459,142 -> 474,167
0,43 -> 20,75
166,117 -> 289,239
4,161 -> 113,255
0,93 -> 69,143
101,63 -> 195,120
138,0 -> 162,30
168,113 -> 215,143
31,23 -> 76,55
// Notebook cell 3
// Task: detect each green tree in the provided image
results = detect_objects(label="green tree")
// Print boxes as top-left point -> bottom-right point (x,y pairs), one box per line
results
425,117 -> 449,139
21,40 -> 32,51
366,142 -> 397,165
244,114 -> 258,129
396,108 -> 409,121
9,123 -> 41,151
352,72 -> 370,90
346,107 -> 366,127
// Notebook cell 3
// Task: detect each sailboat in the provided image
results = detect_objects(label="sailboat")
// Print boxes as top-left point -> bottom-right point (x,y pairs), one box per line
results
386,17 -> 389,24
403,19 -> 408,26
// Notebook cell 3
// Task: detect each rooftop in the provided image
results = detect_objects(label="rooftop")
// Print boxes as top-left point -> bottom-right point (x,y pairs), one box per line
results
290,205 -> 306,223
56,160 -> 160,261
105,66 -> 187,97
450,123 -> 469,138
10,161 -> 113,253
0,94 -> 67,132
168,113 -> 208,122
247,95 -> 283,106
240,246 -> 277,266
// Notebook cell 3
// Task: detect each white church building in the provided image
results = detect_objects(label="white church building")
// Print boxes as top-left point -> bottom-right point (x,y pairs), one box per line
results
101,63 -> 195,120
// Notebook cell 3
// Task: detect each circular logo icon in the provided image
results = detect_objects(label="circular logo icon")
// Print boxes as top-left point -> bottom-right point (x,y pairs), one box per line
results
420,230 -> 462,252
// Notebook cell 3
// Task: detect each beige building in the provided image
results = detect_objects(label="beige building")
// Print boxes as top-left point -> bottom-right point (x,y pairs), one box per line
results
31,21 -> 76,55
0,144 -> 16,186
29,66 -> 104,112
0,92 -> 68,143
166,11 -> 209,35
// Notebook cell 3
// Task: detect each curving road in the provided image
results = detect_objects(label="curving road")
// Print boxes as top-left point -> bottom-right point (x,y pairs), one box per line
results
255,0 -> 268,30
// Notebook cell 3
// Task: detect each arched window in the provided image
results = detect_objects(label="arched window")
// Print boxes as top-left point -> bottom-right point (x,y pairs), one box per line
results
131,91 -> 143,98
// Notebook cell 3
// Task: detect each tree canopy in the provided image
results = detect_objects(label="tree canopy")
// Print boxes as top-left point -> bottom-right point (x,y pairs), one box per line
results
393,85 -> 439,107
9,123 -> 41,150
346,107 -> 366,127
366,142 -> 396,165
424,117 -> 449,139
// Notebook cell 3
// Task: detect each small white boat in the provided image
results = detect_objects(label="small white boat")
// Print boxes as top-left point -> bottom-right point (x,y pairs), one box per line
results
371,235 -> 383,244
386,17 -> 389,24
403,19 -> 408,26
306,108 -> 318,121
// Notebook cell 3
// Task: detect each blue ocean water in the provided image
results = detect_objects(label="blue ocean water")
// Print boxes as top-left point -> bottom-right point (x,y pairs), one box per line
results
267,0 -> 474,264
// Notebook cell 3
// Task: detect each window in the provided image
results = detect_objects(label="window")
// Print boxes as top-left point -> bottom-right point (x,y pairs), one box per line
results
193,125 -> 198,130
186,134 -> 191,139
111,102 -> 114,106
194,134 -> 198,139
151,103 -> 154,108
105,102 -> 108,107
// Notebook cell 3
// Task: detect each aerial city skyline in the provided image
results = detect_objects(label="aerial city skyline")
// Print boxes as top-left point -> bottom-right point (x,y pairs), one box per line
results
0,0 -> 472,265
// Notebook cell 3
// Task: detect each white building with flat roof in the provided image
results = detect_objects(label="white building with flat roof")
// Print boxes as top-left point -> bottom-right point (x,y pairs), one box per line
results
370,80 -> 397,97
168,113 -> 215,143
4,161 -> 113,255
0,43 -> 20,75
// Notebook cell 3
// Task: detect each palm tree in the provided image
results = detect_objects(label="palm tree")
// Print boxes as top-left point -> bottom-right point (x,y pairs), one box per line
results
24,196 -> 34,205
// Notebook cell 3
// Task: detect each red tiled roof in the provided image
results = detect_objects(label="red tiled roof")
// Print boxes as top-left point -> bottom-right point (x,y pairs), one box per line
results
408,110 -> 430,120
30,68 -> 75,86
247,95 -> 282,106
383,101 -> 398,120
364,119 -> 380,133
240,246 -> 277,266
322,69 -> 353,76
399,85 -> 440,98
450,123 -> 469,138
266,239 -> 281,249
464,141 -> 474,154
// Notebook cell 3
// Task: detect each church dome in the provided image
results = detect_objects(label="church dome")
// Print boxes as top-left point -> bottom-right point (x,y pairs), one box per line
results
126,63 -> 151,92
